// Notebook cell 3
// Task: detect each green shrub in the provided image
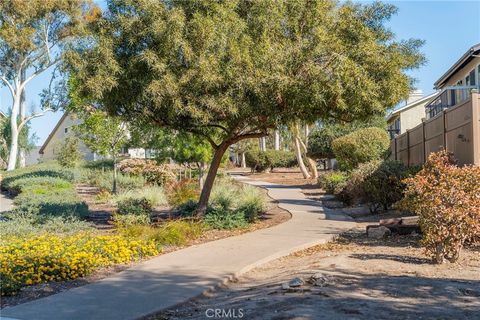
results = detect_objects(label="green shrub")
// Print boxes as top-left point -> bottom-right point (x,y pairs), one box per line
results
55,136 -> 83,168
245,149 -> 269,172
0,209 -> 93,240
362,160 -> 411,212
204,209 -> 249,229
400,151 -> 480,264
2,167 -> 89,219
318,171 -> 349,194
236,185 -> 266,223
117,197 -> 153,216
245,149 -> 296,172
337,160 -> 382,205
166,179 -> 199,207
85,170 -> 145,192
332,127 -> 389,171
113,186 -> 168,208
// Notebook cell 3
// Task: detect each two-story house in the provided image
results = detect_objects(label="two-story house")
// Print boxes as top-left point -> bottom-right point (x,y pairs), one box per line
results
390,43 -> 480,166
386,90 -> 437,139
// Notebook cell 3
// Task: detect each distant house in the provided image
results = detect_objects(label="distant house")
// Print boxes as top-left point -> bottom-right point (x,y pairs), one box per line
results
386,90 -> 437,139
39,112 -> 147,162
390,43 -> 480,166
0,110 -> 5,120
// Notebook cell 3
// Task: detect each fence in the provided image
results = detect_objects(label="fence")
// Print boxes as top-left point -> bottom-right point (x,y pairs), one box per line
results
390,92 -> 480,166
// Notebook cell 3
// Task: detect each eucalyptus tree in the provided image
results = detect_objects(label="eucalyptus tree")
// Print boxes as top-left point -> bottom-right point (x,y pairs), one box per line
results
0,0 -> 95,170
68,0 -> 424,214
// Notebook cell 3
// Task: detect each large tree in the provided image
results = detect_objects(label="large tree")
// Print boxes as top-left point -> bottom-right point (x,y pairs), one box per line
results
0,0 -> 94,170
68,0 -> 424,214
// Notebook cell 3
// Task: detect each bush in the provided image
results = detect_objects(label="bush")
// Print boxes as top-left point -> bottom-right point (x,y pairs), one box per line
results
166,179 -> 200,207
245,149 -> 269,172
400,151 -> 480,264
118,159 -> 176,185
55,136 -> 83,168
332,127 -> 390,171
245,149 -> 296,172
337,160 -> 382,205
0,210 -> 93,239
2,167 -> 89,218
362,160 -> 414,212
85,170 -> 145,192
117,197 -> 153,216
0,233 -> 158,295
149,220 -> 206,246
113,186 -> 168,208
318,171 -> 349,194
236,185 -> 266,223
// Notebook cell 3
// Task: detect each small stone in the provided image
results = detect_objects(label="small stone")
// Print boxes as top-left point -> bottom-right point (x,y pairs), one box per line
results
367,226 -> 391,239
281,283 -> 290,290
309,273 -> 332,287
288,277 -> 304,287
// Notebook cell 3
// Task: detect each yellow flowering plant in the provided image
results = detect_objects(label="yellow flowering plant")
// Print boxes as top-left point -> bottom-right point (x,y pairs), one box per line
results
0,233 -> 159,295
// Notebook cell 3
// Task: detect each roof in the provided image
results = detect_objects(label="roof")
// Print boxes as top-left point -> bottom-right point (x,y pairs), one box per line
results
39,112 -> 69,154
386,92 -> 438,122
0,110 -> 6,119
434,43 -> 480,89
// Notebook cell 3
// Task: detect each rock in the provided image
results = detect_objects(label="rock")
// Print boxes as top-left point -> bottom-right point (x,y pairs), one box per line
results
281,283 -> 291,290
288,277 -> 304,288
309,273 -> 332,287
367,226 -> 391,239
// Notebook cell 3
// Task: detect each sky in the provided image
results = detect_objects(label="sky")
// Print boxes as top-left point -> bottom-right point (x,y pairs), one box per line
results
1,0 -> 479,146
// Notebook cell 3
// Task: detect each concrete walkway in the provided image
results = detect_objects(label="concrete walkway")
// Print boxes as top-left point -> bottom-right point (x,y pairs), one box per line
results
0,192 -> 14,213
1,176 -> 354,320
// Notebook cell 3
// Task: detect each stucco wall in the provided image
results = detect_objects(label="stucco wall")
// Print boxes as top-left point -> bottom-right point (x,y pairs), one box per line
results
442,58 -> 479,88
41,114 -> 95,161
399,103 -> 428,134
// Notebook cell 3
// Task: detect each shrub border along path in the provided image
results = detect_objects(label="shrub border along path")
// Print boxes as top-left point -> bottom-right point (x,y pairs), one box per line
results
2,175 -> 355,320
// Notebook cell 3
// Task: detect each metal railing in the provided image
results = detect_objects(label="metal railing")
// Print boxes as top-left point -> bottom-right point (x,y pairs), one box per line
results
426,86 -> 479,119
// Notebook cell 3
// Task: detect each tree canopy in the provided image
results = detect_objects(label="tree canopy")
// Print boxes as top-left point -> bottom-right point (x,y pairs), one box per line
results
68,0 -> 424,213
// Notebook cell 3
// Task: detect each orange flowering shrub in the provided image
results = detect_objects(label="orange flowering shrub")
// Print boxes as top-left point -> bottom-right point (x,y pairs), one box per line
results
118,159 -> 175,185
401,151 -> 480,263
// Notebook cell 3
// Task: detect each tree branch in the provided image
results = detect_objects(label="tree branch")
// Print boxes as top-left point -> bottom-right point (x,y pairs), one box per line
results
0,76 -> 15,98
18,108 -> 53,132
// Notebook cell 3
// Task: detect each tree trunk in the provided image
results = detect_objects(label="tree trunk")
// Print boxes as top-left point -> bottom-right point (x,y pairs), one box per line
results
274,130 -> 280,150
7,95 -> 21,171
294,136 -> 311,179
197,162 -> 205,190
196,143 -> 229,215
19,68 -> 26,168
241,152 -> 246,168
112,154 -> 117,194
307,157 -> 318,179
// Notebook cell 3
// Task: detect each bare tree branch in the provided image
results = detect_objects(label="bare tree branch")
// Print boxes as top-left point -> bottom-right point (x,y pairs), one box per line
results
0,76 -> 15,98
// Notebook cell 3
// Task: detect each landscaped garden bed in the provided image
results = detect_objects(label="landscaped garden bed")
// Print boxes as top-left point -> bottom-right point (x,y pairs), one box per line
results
0,160 -> 290,308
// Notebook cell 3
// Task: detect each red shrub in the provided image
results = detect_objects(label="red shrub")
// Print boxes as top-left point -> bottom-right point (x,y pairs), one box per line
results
401,151 -> 480,263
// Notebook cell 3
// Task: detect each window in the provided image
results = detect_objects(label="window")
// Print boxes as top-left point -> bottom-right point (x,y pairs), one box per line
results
64,127 -> 68,133
469,69 -> 476,86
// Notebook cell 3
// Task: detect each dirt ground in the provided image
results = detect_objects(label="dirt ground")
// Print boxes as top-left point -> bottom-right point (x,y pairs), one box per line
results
150,170 -> 480,320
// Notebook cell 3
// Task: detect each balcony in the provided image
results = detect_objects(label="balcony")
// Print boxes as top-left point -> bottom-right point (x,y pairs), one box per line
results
426,86 -> 479,119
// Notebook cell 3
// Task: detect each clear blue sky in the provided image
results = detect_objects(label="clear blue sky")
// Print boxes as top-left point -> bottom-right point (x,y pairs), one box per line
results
1,0 -> 479,146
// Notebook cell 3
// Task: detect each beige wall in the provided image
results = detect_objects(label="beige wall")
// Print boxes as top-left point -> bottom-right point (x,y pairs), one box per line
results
441,58 -> 480,88
387,99 -> 431,135
390,93 -> 480,166
398,103 -> 428,134
41,114 -> 95,161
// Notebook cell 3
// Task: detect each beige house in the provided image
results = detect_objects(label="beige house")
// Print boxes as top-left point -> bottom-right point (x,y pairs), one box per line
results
390,43 -> 480,166
386,90 -> 437,139
39,112 -> 147,161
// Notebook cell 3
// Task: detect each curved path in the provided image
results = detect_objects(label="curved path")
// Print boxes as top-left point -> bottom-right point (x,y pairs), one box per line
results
0,192 -> 14,213
1,176 -> 354,320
